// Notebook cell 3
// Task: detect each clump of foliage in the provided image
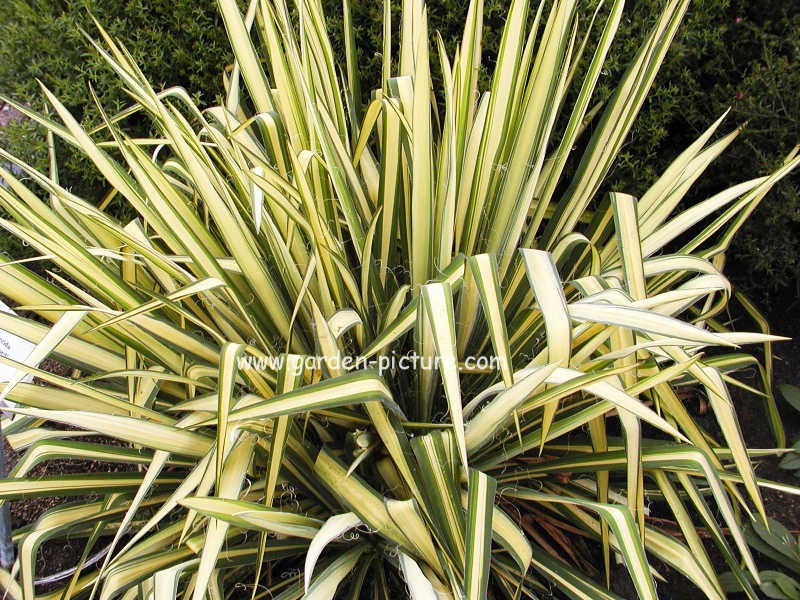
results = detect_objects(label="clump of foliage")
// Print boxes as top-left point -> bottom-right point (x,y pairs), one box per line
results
721,516 -> 800,599
777,385 -> 800,477
0,0 -> 798,599
724,5 -> 800,304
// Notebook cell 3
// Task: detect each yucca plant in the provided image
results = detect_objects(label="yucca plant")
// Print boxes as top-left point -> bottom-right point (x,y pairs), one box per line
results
0,0 -> 798,598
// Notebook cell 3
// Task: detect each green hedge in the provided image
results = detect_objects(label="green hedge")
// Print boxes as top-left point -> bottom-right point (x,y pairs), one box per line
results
0,0 -> 232,200
1,0 -> 796,304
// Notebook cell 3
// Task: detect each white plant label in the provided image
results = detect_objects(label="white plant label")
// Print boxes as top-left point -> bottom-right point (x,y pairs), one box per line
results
0,299 -> 35,408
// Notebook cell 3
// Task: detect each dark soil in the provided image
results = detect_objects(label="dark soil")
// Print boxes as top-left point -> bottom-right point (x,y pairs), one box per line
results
2,434 -> 138,589
1,359 -> 138,588
734,291 -> 800,529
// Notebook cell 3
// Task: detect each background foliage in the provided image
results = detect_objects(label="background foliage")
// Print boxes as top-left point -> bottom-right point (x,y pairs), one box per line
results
0,0 -> 233,202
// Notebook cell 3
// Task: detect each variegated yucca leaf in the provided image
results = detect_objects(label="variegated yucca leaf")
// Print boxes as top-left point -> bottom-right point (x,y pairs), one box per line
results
0,0 -> 796,598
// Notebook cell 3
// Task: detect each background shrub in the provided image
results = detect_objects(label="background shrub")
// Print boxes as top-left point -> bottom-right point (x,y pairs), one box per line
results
0,0 -> 233,199
603,0 -> 800,308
